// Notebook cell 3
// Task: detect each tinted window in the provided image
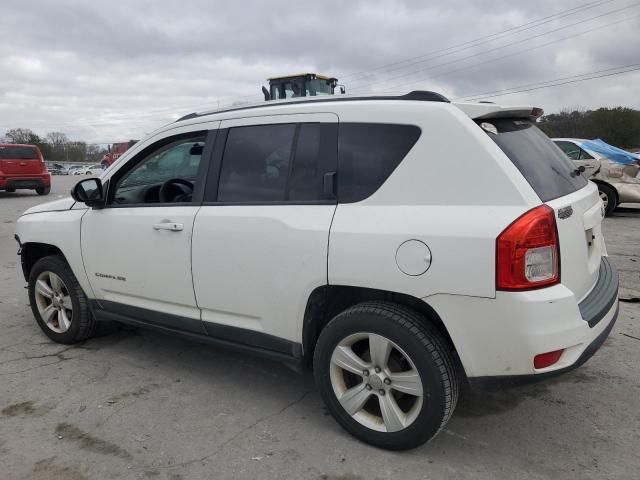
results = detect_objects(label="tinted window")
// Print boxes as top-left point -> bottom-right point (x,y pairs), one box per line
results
113,136 -> 205,205
218,124 -> 296,202
481,120 -> 587,202
337,123 -> 421,203
0,146 -> 38,159
289,123 -> 337,201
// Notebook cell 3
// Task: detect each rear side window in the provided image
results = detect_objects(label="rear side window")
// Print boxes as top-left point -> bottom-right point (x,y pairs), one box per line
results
0,146 -> 38,159
480,119 -> 587,202
289,123 -> 337,201
218,124 -> 296,202
216,123 -> 337,203
338,123 -> 421,203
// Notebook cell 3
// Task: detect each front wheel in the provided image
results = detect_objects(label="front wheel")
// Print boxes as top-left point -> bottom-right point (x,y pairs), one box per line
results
598,183 -> 618,216
36,186 -> 51,195
28,255 -> 96,344
314,302 -> 459,450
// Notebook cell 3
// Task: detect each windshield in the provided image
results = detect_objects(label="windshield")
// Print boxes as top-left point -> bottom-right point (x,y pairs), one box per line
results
0,146 -> 38,159
479,119 -> 588,202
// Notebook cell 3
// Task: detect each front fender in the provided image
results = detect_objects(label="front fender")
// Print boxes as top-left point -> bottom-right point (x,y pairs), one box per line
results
15,210 -> 95,298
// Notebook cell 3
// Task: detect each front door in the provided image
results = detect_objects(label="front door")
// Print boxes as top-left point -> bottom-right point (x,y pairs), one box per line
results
82,129 -> 215,333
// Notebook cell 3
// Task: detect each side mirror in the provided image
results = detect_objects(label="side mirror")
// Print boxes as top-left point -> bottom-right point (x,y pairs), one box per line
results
70,178 -> 105,208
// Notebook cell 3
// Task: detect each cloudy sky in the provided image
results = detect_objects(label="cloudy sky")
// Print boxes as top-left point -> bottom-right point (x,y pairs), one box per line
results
1,0 -> 639,144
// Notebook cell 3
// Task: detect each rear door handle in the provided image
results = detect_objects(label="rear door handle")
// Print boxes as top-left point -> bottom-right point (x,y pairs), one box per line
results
152,221 -> 184,231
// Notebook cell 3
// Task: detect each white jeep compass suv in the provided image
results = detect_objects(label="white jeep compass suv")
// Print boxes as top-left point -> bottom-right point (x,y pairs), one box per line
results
15,91 -> 619,450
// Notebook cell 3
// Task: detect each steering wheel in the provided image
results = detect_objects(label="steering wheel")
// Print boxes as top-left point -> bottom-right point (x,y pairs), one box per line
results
159,178 -> 194,203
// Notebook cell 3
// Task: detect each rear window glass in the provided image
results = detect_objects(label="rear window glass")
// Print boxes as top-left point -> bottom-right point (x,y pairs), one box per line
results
0,146 -> 38,159
479,119 -> 587,202
338,123 -> 421,203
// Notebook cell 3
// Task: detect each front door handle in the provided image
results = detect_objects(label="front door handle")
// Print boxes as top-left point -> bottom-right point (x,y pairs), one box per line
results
152,221 -> 184,232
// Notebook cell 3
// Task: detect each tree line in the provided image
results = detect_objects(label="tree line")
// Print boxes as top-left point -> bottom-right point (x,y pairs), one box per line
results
537,107 -> 640,149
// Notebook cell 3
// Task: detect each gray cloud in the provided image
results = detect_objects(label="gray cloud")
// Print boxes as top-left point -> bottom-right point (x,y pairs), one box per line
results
1,0 -> 639,143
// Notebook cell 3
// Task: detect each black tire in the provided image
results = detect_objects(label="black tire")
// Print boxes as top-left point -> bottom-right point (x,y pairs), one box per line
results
28,255 -> 97,344
36,186 -> 51,195
598,183 -> 617,216
314,301 -> 459,450
6,188 -> 16,193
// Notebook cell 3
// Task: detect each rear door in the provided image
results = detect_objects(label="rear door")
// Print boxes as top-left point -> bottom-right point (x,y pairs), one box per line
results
482,120 -> 604,301
191,113 -> 338,349
0,145 -> 43,174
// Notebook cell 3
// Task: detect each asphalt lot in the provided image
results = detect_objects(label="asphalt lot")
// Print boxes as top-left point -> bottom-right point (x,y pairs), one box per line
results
1,175 -> 639,480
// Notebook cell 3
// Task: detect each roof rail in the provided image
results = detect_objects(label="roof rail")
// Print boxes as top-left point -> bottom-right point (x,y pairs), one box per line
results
174,90 -> 450,123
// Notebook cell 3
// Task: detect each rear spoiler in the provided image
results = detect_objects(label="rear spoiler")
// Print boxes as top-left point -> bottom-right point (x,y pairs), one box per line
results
454,102 -> 544,121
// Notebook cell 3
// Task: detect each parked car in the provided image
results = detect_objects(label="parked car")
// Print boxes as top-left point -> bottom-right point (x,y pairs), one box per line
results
0,144 -> 51,195
15,92 -> 618,450
47,163 -> 70,176
81,165 -> 105,176
553,138 -> 640,215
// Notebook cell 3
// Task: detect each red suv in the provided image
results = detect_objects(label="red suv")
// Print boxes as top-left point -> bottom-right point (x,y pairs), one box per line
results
0,144 -> 51,195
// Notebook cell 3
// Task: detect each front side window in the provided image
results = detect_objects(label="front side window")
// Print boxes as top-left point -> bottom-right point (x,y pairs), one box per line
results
554,141 -> 593,160
112,135 -> 205,205
218,124 -> 296,202
555,141 -> 582,160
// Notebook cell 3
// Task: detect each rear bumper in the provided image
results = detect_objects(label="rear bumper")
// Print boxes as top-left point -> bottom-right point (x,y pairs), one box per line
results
427,257 -> 619,382
468,302 -> 618,389
0,175 -> 50,189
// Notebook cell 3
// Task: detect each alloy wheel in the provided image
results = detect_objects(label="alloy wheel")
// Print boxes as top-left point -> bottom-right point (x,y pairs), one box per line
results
599,190 -> 609,208
34,271 -> 73,333
329,332 -> 424,432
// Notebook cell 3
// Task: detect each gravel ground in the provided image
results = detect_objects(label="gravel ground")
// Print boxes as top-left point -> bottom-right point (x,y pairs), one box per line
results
1,175 -> 639,480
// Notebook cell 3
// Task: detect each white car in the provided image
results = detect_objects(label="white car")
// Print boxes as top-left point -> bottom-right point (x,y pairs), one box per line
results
81,165 -> 104,176
15,92 -> 618,450
71,165 -> 100,175
553,138 -> 640,215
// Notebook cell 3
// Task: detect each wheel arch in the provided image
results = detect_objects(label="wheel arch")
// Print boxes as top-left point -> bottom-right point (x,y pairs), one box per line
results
301,285 -> 463,375
591,179 -> 619,198
20,242 -> 64,281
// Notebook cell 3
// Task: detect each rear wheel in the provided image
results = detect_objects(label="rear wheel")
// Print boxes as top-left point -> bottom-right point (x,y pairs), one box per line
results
36,186 -> 51,195
5,187 -> 15,193
598,183 -> 617,216
28,255 -> 96,344
314,301 -> 459,450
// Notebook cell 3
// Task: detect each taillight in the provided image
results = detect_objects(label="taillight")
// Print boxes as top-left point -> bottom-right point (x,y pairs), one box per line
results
496,205 -> 560,291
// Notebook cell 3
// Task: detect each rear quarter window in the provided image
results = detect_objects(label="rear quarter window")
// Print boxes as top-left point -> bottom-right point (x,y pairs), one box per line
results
338,123 -> 421,203
480,119 -> 587,202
